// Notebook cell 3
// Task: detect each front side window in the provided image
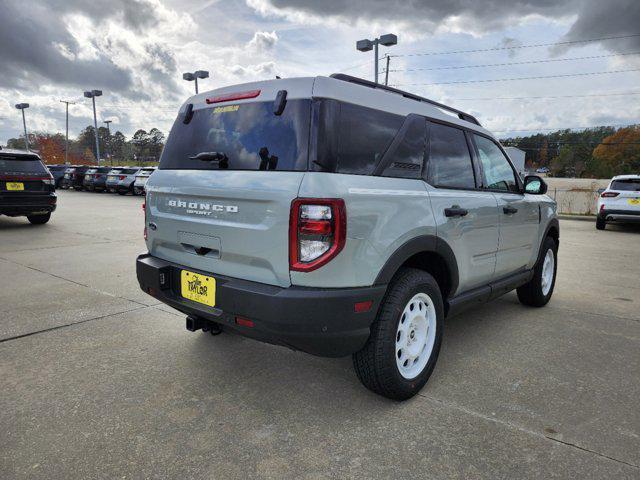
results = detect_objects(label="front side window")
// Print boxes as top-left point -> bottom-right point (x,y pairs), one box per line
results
474,135 -> 519,193
426,123 -> 476,189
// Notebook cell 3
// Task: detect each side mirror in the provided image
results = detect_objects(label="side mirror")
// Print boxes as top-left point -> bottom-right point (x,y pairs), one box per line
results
524,175 -> 547,195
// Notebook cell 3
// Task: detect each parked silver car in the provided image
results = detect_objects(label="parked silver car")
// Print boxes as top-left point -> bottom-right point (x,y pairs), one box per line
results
133,167 -> 156,195
116,167 -> 142,195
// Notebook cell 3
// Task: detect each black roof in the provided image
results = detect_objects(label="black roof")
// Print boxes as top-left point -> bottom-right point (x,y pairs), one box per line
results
330,73 -> 481,126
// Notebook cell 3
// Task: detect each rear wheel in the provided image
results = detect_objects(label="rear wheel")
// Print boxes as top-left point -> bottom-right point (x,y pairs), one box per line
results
596,216 -> 606,230
27,212 -> 51,225
117,188 -> 127,196
353,268 -> 444,401
517,236 -> 557,307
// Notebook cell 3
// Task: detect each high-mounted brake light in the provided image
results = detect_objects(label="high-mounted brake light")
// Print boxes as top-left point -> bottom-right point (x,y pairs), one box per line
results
206,89 -> 261,104
601,191 -> 619,198
289,198 -> 346,272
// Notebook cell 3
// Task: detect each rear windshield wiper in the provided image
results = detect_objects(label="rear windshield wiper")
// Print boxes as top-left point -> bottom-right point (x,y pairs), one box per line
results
189,151 -> 229,169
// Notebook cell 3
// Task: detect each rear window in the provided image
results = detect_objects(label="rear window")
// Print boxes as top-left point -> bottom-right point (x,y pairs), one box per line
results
0,154 -> 47,174
611,179 -> 640,191
121,168 -> 139,174
48,165 -> 66,171
159,100 -> 311,171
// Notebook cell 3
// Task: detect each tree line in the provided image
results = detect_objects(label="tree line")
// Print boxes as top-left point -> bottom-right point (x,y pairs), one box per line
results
500,125 -> 640,178
5,126 -> 165,165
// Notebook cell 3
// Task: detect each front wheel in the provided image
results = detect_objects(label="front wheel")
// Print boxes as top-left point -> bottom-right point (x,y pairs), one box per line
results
353,268 -> 444,401
517,236 -> 557,307
27,212 -> 51,225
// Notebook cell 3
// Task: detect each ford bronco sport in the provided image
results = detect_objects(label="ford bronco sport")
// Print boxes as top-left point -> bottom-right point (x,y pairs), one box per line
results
137,74 -> 558,400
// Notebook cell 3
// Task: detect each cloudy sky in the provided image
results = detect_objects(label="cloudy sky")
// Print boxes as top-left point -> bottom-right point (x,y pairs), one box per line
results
1,0 -> 639,145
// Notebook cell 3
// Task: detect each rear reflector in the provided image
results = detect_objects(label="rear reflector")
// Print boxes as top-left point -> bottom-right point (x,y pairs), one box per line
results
235,316 -> 254,328
206,89 -> 261,104
354,300 -> 373,313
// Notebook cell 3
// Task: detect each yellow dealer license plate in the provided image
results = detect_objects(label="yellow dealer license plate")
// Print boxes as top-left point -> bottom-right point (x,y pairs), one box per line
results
6,182 -> 24,191
628,198 -> 640,205
181,270 -> 216,307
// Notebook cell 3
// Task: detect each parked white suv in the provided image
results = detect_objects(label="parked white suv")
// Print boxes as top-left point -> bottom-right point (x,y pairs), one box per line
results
596,175 -> 640,230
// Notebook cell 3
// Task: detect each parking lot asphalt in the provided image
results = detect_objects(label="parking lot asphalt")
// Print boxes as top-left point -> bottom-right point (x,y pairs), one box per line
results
1,190 -> 639,480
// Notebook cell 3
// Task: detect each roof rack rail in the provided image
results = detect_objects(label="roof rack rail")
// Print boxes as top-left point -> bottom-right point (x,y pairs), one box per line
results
330,73 -> 481,126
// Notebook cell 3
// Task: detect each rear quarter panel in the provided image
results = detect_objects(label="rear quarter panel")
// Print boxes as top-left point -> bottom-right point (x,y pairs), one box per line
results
292,172 -> 436,288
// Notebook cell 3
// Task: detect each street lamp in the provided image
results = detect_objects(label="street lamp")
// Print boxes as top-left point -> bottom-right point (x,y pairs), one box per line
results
84,89 -> 103,163
182,70 -> 209,94
103,120 -> 112,163
356,33 -> 398,84
14,103 -> 30,150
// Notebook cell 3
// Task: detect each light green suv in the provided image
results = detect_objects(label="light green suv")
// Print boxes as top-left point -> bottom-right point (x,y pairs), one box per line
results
137,74 -> 559,400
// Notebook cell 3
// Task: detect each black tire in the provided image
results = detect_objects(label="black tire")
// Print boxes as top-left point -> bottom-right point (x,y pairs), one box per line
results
353,268 -> 444,401
27,212 -> 51,225
117,189 -> 127,196
596,216 -> 606,230
517,236 -> 558,307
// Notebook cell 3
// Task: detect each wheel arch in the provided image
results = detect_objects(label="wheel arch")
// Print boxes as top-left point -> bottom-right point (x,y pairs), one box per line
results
374,235 -> 459,300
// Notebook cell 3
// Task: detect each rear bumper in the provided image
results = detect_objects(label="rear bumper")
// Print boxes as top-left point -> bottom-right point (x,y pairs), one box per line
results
0,194 -> 57,215
600,209 -> 640,221
136,253 -> 386,357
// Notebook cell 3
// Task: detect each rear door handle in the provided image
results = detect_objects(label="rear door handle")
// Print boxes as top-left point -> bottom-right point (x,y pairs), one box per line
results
444,207 -> 468,218
503,206 -> 518,215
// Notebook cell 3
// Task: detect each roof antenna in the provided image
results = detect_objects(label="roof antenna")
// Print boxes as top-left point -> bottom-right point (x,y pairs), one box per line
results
275,75 -> 281,79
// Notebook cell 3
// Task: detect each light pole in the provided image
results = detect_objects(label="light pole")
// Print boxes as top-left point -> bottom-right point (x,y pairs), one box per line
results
84,90 -> 103,163
60,100 -> 75,164
182,70 -> 209,94
103,120 -> 112,163
15,103 -> 30,150
356,33 -> 398,84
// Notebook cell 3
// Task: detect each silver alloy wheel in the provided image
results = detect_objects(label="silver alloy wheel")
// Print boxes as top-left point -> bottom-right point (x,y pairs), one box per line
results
541,248 -> 555,296
395,292 -> 437,380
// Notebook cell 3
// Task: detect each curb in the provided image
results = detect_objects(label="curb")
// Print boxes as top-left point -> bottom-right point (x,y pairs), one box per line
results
558,214 -> 596,222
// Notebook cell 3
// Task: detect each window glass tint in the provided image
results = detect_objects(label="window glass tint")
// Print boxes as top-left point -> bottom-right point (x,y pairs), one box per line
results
380,116 -> 426,179
159,100 -> 311,171
336,103 -> 403,175
474,135 -> 519,192
427,123 -> 475,189
0,154 -> 47,174
611,179 -> 640,191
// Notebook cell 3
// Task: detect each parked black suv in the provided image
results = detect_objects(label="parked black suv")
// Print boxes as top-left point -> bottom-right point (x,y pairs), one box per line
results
0,149 -> 56,224
69,165 -> 93,190
46,164 -> 68,188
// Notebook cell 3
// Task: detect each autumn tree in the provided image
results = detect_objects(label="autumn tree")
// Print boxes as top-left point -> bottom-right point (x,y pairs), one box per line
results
590,126 -> 640,177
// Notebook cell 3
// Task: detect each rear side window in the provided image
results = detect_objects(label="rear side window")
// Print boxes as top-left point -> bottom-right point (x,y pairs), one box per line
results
473,135 -> 519,193
611,179 -> 640,191
160,100 -> 311,171
426,123 -> 476,189
379,116 -> 426,179
0,154 -> 47,175
334,103 -> 404,175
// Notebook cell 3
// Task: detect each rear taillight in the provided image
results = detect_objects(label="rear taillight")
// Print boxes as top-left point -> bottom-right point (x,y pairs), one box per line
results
95,174 -> 102,179
119,175 -> 126,180
601,192 -> 619,197
289,198 -> 346,272
43,176 -> 55,185
142,200 -> 147,240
